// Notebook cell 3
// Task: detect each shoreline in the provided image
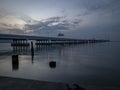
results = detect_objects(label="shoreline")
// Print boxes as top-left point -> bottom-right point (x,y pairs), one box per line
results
0,76 -> 120,90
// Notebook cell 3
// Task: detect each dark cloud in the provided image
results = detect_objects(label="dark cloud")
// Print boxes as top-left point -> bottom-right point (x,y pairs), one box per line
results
75,0 -> 120,17
72,19 -> 82,25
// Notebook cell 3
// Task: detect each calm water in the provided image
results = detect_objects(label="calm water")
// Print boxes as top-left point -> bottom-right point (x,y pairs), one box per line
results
0,42 -> 120,87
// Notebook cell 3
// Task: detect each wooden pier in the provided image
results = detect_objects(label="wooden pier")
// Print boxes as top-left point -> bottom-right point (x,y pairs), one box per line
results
10,38 -> 110,51
11,39 -> 29,47
11,39 -> 29,52
35,39 -> 110,46
0,34 -> 110,50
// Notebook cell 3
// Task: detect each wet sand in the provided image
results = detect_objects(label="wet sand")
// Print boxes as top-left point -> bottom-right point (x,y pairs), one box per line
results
0,76 -> 120,90
0,76 -> 67,90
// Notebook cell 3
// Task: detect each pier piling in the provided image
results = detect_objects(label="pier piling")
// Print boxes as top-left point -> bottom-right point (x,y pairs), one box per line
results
31,41 -> 34,57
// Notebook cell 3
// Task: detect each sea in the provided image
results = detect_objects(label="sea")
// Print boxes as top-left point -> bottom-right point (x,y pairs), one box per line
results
0,42 -> 120,87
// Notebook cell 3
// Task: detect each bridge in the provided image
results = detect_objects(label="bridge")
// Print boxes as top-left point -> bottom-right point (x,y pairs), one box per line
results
0,34 -> 110,49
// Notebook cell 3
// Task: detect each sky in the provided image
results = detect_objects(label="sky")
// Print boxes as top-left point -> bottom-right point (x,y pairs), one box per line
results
0,0 -> 120,40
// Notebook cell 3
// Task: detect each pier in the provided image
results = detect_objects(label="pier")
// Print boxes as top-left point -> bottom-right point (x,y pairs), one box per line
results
0,34 -> 110,50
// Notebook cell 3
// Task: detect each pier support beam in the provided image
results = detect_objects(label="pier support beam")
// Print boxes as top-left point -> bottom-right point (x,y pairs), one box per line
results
11,39 -> 29,52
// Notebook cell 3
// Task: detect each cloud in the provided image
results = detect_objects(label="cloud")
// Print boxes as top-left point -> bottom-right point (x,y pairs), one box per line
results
0,9 -> 37,35
24,16 -> 82,35
0,9 -> 83,36
74,0 -> 120,17
0,0 -> 120,40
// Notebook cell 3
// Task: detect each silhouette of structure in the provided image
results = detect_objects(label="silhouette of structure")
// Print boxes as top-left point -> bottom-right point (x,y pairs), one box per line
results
0,34 -> 110,51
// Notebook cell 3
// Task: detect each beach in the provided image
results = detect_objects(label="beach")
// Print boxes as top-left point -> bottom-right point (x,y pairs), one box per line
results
0,76 -> 120,90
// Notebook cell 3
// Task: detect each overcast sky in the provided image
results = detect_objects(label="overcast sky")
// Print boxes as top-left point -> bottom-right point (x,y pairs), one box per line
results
0,0 -> 120,40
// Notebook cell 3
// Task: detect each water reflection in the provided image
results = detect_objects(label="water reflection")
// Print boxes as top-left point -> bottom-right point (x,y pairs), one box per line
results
11,44 -> 110,71
31,53 -> 34,64
12,55 -> 19,71
13,46 -> 29,53
11,45 -> 74,70
31,42 -> 34,64
2,43 -> 120,87
35,45 -> 69,58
